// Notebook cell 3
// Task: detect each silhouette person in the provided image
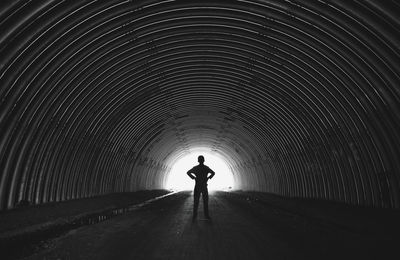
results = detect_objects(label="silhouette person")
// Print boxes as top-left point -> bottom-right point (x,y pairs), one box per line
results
187,155 -> 215,221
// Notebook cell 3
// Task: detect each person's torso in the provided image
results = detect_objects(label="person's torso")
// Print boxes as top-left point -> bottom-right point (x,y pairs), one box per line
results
192,165 -> 210,185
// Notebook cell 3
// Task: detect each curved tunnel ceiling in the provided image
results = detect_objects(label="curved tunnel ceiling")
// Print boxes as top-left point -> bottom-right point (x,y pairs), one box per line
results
0,0 -> 399,209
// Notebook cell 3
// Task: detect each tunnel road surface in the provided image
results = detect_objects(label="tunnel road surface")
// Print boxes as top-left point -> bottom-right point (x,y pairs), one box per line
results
26,191 -> 393,260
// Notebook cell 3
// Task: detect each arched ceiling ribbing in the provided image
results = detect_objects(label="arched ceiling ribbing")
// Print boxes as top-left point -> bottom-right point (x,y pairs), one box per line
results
0,0 -> 399,210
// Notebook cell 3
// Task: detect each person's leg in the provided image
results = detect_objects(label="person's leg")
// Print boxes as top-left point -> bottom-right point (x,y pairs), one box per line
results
202,187 -> 210,218
193,186 -> 200,220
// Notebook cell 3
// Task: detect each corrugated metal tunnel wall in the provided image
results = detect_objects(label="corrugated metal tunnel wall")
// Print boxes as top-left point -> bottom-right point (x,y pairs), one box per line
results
0,0 -> 399,210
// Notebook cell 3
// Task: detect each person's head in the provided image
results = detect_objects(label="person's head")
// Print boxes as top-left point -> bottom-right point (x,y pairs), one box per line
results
198,155 -> 205,164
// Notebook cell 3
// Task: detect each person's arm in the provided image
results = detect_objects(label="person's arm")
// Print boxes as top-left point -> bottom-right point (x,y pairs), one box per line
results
208,168 -> 215,180
187,169 -> 195,180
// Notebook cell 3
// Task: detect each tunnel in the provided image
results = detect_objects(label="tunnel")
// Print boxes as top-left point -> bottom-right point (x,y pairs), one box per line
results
1,0 -> 399,211
1,0 -> 400,258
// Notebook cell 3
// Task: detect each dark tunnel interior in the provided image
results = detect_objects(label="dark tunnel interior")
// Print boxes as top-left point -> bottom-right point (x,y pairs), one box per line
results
0,0 -> 400,211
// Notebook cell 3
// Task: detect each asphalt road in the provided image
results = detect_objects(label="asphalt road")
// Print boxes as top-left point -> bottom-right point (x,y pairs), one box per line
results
25,191 -> 393,260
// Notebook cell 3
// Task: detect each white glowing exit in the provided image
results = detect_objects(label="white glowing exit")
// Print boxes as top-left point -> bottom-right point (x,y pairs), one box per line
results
166,152 -> 234,191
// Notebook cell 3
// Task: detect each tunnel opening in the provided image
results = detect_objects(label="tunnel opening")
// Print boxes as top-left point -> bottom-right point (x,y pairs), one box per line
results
165,149 -> 235,191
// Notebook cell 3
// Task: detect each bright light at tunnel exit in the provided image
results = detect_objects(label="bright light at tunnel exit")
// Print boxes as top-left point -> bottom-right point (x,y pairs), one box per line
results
166,152 -> 234,191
